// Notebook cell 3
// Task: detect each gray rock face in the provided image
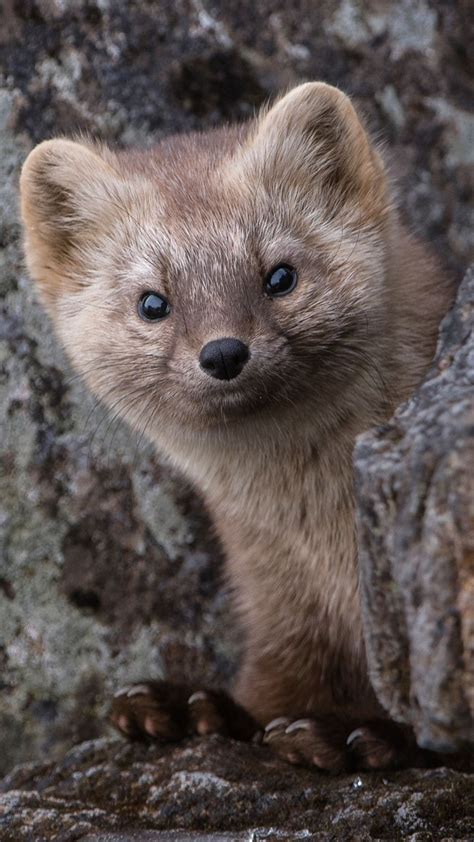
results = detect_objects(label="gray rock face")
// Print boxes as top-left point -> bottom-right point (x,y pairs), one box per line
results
355,267 -> 474,752
1,736 -> 473,841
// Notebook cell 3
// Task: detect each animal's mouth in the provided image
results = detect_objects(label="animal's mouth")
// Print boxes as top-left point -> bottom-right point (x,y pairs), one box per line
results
183,375 -> 276,426
201,386 -> 270,417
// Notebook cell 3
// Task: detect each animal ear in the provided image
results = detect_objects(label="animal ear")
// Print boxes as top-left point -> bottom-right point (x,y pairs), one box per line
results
20,139 -> 124,306
249,82 -> 388,220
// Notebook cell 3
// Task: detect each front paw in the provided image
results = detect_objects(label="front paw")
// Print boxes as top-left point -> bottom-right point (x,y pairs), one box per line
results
346,722 -> 400,770
110,680 -> 260,744
263,716 -> 403,773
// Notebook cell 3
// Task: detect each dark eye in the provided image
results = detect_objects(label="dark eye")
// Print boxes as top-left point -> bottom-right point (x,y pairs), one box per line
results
138,292 -> 171,321
264,264 -> 298,297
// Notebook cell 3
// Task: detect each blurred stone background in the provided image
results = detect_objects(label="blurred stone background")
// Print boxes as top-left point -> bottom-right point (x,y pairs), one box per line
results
0,0 -> 473,777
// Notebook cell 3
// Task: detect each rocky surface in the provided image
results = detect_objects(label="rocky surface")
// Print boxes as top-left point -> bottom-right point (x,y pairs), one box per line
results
1,736 -> 473,841
0,0 -> 473,784
355,267 -> 474,752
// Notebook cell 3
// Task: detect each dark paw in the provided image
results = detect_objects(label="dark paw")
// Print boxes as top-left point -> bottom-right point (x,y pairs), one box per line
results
346,722 -> 400,770
263,716 -> 349,772
110,680 -> 260,744
263,716 -> 404,773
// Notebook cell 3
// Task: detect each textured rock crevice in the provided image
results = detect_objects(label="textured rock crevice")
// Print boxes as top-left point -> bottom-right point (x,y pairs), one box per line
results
355,267 -> 474,752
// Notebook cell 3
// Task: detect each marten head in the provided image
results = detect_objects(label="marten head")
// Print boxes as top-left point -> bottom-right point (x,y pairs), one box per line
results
20,83 -> 394,455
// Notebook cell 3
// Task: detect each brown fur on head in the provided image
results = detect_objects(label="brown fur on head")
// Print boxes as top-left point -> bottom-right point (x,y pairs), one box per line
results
20,82 -> 448,471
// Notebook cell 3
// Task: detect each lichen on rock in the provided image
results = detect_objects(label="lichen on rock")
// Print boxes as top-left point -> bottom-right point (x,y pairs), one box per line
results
1,736 -> 473,840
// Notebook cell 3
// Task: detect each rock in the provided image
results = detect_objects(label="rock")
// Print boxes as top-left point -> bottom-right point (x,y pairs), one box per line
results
1,736 -> 473,841
1,0 -> 473,780
355,267 -> 474,752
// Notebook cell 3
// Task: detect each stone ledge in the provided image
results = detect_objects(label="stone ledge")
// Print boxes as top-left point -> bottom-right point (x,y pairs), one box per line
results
1,737 -> 473,841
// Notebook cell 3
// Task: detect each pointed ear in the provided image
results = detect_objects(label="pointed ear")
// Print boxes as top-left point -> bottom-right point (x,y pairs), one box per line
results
248,82 -> 388,221
20,139 -> 124,307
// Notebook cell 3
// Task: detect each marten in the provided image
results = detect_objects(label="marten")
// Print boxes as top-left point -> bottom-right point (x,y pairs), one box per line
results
20,82 -> 453,772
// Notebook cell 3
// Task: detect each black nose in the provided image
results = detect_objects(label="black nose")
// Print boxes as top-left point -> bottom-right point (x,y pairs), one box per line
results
199,337 -> 250,381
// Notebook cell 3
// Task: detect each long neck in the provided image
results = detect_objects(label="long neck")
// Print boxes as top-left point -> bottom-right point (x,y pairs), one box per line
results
182,426 -> 362,632
193,428 -> 372,719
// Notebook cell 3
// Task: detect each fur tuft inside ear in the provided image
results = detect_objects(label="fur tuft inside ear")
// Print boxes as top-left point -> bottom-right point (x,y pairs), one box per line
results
20,139 -> 123,306
246,82 -> 388,222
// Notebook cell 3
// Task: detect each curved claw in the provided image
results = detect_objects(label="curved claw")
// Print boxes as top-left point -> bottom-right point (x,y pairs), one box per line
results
286,719 -> 313,734
114,683 -> 153,699
188,691 -> 209,705
347,727 -> 366,747
126,684 -> 153,698
264,716 -> 290,733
